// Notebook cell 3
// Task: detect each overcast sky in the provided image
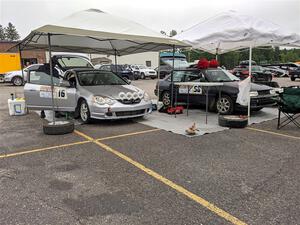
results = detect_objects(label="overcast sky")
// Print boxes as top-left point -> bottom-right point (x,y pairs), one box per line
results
0,0 -> 299,39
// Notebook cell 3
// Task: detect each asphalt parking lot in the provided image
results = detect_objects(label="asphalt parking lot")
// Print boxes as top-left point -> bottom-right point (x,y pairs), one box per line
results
0,79 -> 300,225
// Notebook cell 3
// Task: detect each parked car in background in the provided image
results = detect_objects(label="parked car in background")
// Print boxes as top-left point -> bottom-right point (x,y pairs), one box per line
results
3,55 -> 95,86
231,65 -> 273,82
3,64 -> 42,86
156,52 -> 189,79
24,66 -> 152,122
99,64 -> 138,80
289,67 -> 300,81
262,66 -> 288,77
155,68 -> 277,114
131,65 -> 157,79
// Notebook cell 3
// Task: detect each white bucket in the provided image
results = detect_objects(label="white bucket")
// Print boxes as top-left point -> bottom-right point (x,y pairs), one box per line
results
8,98 -> 27,116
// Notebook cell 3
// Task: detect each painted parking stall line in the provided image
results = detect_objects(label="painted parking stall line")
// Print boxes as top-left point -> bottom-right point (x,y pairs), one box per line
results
0,129 -> 161,159
0,140 -> 90,159
246,127 -> 300,140
74,129 -> 248,225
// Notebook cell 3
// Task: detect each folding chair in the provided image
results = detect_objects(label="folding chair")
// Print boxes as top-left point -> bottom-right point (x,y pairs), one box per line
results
277,86 -> 300,129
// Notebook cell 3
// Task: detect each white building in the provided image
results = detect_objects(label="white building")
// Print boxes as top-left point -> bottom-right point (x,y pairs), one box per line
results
91,52 -> 159,69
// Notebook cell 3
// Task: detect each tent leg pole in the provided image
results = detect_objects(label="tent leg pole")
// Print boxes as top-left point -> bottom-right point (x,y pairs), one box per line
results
114,50 -> 118,74
48,33 -> 55,124
157,51 -> 161,103
248,45 -> 252,124
170,45 -> 175,108
18,45 -> 25,85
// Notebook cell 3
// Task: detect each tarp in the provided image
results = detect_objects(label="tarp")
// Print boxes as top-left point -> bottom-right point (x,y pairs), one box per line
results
9,9 -> 189,55
175,11 -> 300,54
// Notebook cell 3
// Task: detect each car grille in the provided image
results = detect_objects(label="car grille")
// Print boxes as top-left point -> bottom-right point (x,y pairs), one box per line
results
257,90 -> 270,95
115,109 -> 146,117
117,98 -> 141,104
149,71 -> 155,74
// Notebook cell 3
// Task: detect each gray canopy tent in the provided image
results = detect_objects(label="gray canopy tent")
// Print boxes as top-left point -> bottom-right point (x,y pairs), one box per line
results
10,9 -> 189,128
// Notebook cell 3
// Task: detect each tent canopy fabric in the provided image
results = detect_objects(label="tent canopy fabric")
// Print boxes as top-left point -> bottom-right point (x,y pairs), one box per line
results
175,11 -> 300,54
10,9 -> 189,56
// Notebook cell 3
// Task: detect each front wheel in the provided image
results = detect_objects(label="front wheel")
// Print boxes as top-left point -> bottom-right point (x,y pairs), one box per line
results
12,76 -> 23,86
79,100 -> 92,123
216,95 -> 234,115
291,76 -> 296,81
141,73 -> 145,79
161,91 -> 171,106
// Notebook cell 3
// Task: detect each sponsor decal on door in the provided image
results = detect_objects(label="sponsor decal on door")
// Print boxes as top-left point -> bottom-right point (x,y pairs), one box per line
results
40,86 -> 67,99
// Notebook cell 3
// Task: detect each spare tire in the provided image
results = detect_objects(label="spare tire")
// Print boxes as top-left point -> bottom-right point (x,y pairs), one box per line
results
43,121 -> 74,135
218,115 -> 248,128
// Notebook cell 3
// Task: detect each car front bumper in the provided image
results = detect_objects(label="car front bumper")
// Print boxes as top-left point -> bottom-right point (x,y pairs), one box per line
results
236,95 -> 277,109
89,100 -> 152,120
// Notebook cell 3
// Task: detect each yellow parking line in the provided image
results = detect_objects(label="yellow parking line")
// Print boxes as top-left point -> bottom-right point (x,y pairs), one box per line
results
0,140 -> 90,159
74,130 -> 94,141
97,128 -> 160,141
0,129 -> 160,159
246,127 -> 300,140
75,130 -> 248,225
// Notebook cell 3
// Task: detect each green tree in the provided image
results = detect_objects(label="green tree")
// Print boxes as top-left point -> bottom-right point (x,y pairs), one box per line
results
0,25 -> 5,40
4,22 -> 20,41
169,30 -> 177,37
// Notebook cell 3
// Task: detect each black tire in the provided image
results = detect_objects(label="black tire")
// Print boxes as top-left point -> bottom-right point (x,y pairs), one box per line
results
79,100 -> 92,123
43,121 -> 74,135
216,95 -> 234,115
267,75 -> 272,82
291,76 -> 296,81
218,115 -> 248,128
151,76 -> 156,79
141,73 -> 145,79
12,76 -> 23,86
161,91 -> 171,106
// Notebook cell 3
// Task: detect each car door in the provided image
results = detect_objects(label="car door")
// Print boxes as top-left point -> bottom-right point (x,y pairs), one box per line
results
24,69 -> 76,111
181,72 -> 206,104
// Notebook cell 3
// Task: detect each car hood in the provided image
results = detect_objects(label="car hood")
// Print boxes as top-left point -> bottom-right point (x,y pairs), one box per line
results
142,69 -> 155,72
82,85 -> 143,99
5,70 -> 22,75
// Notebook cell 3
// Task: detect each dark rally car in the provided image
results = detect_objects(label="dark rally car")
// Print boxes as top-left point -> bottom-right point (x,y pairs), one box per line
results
154,68 -> 277,114
231,65 -> 273,82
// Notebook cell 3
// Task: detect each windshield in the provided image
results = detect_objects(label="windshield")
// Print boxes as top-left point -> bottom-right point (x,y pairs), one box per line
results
205,69 -> 240,82
111,65 -> 125,71
77,71 -> 127,86
161,57 -> 189,69
138,65 -> 147,69
57,57 -> 93,69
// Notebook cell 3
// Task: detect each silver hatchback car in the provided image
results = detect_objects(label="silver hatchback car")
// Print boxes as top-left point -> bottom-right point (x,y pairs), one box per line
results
24,66 -> 152,122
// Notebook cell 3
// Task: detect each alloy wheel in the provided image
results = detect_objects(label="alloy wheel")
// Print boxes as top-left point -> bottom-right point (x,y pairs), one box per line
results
80,102 -> 88,121
162,92 -> 171,106
217,97 -> 231,114
14,77 -> 23,86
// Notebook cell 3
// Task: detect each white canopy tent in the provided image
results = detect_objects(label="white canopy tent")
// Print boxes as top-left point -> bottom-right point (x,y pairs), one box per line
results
175,10 -> 300,55
10,9 -> 190,125
175,11 -> 300,120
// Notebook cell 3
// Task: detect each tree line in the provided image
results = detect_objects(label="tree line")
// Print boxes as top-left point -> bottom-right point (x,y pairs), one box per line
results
0,22 -> 20,41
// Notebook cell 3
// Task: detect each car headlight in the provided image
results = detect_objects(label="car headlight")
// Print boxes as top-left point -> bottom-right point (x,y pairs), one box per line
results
250,91 -> 258,97
144,92 -> 150,102
270,89 -> 276,95
93,96 -> 115,105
